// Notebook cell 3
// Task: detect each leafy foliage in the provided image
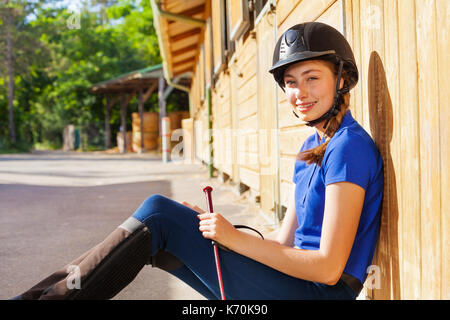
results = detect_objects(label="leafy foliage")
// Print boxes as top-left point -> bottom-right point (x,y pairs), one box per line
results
0,0 -> 185,151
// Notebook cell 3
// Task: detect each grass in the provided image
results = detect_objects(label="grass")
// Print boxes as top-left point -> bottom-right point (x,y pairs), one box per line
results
0,139 -> 105,154
0,141 -> 32,154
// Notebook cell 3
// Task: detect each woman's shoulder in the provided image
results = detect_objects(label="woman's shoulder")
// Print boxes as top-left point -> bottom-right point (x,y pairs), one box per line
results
321,124 -> 384,190
332,123 -> 378,151
325,124 -> 382,165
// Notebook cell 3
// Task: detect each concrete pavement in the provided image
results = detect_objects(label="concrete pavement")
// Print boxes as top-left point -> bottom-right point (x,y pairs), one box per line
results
0,150 -> 273,300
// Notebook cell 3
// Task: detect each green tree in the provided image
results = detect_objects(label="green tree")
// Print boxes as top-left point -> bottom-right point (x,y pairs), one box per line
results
29,0 -> 162,149
0,0 -> 188,152
0,0 -> 55,148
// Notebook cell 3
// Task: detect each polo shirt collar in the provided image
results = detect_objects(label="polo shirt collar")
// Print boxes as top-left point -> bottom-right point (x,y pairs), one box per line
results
315,110 -> 355,144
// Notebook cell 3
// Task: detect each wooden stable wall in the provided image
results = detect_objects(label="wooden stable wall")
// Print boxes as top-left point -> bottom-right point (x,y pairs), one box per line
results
186,0 -> 448,299
235,34 -> 260,194
343,0 -> 449,300
256,6 -> 278,219
212,71 -> 233,175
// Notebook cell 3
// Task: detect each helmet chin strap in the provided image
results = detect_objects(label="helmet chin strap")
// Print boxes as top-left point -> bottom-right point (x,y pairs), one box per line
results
299,60 -> 346,129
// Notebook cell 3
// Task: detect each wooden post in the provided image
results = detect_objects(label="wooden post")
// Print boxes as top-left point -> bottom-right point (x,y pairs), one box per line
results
158,77 -> 167,159
158,77 -> 166,119
105,94 -> 120,150
161,116 -> 170,162
120,93 -> 127,154
206,86 -> 213,178
105,95 -> 111,149
138,87 -> 145,153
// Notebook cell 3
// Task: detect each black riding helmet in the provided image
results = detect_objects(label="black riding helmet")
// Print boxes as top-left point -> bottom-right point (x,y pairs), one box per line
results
269,22 -> 358,128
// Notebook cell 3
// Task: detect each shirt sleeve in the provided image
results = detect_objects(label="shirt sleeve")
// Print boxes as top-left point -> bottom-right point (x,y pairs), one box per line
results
322,132 -> 374,191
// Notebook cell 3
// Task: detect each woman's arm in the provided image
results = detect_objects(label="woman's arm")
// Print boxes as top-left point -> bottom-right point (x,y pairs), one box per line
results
274,185 -> 298,246
198,181 -> 365,285
183,186 -> 298,246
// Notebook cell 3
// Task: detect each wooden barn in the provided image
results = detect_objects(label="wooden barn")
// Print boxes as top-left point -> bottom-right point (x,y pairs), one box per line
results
149,0 -> 448,299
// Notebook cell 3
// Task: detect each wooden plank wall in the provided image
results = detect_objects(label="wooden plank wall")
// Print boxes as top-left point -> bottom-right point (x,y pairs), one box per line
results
234,34 -> 260,192
187,0 -> 447,299
344,0 -> 448,300
192,58 -> 209,163
256,6 -> 278,220
436,0 -> 449,301
212,71 -> 233,176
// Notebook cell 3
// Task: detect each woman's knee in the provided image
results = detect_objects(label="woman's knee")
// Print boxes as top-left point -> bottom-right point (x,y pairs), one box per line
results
142,194 -> 167,209
132,194 -> 171,222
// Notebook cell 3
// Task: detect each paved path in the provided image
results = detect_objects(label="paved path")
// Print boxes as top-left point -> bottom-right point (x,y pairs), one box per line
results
0,150 -> 272,300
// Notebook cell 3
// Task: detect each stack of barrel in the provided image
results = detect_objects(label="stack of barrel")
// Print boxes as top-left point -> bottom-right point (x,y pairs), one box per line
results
168,111 -> 190,148
131,112 -> 159,152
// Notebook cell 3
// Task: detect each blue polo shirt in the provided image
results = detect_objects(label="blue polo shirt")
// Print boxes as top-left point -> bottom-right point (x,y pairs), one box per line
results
292,110 -> 383,284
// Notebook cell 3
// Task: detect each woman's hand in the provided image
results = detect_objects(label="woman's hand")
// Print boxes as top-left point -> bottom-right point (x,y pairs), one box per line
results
181,201 -> 239,248
197,212 -> 238,247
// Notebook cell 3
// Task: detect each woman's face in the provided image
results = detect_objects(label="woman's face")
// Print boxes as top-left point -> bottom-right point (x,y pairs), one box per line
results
283,60 -> 339,125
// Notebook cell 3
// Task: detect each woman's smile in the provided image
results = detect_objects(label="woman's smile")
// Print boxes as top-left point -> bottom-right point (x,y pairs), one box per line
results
296,101 -> 317,113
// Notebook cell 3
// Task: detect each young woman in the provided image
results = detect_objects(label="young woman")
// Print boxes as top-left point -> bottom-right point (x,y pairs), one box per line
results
15,22 -> 383,300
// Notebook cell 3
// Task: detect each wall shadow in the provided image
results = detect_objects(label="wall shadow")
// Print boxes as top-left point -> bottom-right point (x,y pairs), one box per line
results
367,51 -> 400,299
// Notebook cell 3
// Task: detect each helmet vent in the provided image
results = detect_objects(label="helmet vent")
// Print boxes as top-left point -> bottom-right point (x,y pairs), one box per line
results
285,30 -> 297,46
